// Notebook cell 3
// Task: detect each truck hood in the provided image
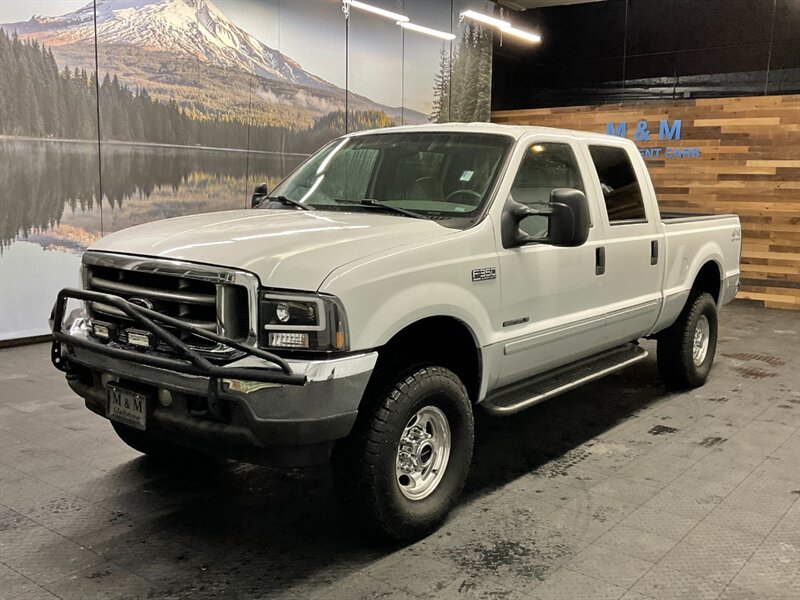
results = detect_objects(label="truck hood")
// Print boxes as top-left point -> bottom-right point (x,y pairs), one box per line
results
89,209 -> 454,290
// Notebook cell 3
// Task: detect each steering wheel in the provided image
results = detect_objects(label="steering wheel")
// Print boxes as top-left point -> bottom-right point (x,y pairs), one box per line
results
444,189 -> 482,203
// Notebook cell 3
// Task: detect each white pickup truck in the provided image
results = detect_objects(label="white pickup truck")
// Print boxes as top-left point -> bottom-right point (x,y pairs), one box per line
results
52,123 -> 741,539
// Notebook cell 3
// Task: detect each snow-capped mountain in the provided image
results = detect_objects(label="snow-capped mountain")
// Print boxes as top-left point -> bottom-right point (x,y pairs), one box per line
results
2,0 -> 428,124
3,0 -> 331,89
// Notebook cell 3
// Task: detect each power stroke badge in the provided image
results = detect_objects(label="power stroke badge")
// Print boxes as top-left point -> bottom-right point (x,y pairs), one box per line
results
471,267 -> 497,282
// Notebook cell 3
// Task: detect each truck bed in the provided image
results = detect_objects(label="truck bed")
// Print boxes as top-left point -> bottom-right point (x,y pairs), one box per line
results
651,211 -> 741,334
660,211 -> 738,224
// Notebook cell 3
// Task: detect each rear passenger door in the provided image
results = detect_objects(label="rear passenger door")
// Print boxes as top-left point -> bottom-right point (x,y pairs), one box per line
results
583,143 -> 663,344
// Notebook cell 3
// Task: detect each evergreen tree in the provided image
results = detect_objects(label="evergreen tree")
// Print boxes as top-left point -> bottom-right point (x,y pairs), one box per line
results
441,22 -> 492,123
430,46 -> 451,123
448,25 -> 474,122
0,32 -> 9,132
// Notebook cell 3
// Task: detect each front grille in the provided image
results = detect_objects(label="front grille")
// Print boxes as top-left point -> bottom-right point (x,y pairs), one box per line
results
85,264 -> 249,354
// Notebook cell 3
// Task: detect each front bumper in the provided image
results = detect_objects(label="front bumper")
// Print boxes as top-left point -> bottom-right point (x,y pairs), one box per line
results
53,290 -> 377,465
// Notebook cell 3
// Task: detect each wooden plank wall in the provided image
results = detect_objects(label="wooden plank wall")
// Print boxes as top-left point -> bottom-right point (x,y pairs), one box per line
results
492,95 -> 800,310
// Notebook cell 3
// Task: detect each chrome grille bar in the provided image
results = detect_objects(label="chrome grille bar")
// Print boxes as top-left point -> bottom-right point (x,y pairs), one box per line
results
89,302 -> 217,331
81,252 -> 259,357
87,275 -> 216,305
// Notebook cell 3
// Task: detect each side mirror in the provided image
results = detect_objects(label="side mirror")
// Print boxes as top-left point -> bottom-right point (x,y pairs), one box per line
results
501,188 -> 591,248
251,183 -> 269,208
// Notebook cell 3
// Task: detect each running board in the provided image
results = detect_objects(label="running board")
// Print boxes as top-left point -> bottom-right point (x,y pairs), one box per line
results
482,343 -> 648,415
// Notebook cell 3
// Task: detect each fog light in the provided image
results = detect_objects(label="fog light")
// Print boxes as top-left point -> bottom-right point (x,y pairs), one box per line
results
91,320 -> 116,340
268,332 -> 309,348
158,388 -> 173,407
125,329 -> 151,348
100,372 -> 117,388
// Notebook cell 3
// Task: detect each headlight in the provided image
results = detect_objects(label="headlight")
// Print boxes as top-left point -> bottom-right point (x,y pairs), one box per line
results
259,291 -> 348,352
263,298 -> 319,327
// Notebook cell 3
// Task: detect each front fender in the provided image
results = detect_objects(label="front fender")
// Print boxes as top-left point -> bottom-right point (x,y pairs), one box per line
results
319,219 -> 501,397
356,282 -> 490,350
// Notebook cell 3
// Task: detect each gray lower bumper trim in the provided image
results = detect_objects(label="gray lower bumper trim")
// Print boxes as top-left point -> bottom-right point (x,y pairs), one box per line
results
63,345 -> 377,449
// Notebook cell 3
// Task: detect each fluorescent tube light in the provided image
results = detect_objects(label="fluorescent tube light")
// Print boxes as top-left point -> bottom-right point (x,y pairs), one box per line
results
460,9 -> 511,30
344,0 -> 409,23
460,10 -> 541,44
504,26 -> 541,43
399,21 -> 455,40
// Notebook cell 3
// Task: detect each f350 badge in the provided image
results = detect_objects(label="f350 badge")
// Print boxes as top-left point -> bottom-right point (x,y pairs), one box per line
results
471,267 -> 497,282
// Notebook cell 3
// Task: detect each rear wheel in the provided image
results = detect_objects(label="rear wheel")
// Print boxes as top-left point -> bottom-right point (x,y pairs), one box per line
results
332,365 -> 474,541
657,291 -> 718,389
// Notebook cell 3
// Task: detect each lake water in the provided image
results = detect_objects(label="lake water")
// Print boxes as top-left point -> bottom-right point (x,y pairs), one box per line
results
0,139 -> 305,340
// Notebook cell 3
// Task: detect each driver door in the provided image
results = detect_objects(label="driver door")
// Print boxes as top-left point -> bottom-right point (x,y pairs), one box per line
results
496,138 -> 607,387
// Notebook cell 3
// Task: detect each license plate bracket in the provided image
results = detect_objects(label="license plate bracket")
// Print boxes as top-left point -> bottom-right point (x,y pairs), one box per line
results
107,384 -> 147,431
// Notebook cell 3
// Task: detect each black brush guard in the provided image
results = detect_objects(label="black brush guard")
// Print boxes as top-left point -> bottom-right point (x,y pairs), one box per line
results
51,288 -> 307,392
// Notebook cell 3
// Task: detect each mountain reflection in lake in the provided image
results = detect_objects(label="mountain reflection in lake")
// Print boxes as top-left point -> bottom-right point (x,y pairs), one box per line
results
0,139 -> 305,339
1,139 -> 304,250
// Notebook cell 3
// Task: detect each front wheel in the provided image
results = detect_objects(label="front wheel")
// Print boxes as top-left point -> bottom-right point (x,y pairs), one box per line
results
332,365 -> 474,541
657,291 -> 718,389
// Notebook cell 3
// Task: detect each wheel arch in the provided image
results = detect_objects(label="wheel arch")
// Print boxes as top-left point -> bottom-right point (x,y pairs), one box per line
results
691,260 -> 722,305
369,315 -> 483,404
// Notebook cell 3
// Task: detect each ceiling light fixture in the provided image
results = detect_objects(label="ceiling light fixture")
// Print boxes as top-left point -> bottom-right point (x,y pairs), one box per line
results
343,0 -> 409,23
460,9 -> 541,44
504,26 -> 541,43
460,9 -> 511,29
399,21 -> 455,40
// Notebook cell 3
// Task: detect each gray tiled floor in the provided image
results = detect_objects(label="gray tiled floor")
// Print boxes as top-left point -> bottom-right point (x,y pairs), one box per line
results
0,300 -> 798,600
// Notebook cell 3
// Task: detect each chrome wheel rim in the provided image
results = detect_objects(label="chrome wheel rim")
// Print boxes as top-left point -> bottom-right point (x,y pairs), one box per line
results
395,406 -> 451,501
693,315 -> 710,366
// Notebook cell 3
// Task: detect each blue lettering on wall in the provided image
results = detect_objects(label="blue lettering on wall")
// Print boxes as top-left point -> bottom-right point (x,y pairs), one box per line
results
665,147 -> 700,158
634,120 -> 651,141
606,121 -> 627,137
606,118 -> 697,159
659,119 -> 682,140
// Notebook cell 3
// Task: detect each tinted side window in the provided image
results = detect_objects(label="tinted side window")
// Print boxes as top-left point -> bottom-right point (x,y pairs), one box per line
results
588,145 -> 647,223
511,143 -> 585,237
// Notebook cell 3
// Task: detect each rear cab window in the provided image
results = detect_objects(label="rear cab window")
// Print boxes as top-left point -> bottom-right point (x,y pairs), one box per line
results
588,145 -> 647,225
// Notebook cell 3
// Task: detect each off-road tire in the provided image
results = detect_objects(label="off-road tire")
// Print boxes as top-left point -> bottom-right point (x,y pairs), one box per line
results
332,365 -> 474,541
657,291 -> 718,390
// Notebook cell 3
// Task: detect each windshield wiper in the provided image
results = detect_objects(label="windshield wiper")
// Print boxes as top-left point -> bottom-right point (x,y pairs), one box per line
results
332,198 -> 424,219
266,195 -> 313,211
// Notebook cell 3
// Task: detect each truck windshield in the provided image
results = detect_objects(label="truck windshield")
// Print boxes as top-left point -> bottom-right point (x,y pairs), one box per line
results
269,132 -> 512,220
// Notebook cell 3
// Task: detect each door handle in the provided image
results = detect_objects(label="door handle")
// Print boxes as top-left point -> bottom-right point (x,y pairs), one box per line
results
596,247 -> 606,275
651,240 -> 659,265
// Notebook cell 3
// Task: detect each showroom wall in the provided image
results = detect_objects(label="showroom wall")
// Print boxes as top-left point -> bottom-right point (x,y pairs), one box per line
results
0,0 -> 495,340
492,0 -> 800,110
493,95 -> 800,310
492,0 -> 800,310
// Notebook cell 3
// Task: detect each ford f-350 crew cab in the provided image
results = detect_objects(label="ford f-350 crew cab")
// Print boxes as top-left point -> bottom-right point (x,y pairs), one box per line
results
52,123 -> 741,540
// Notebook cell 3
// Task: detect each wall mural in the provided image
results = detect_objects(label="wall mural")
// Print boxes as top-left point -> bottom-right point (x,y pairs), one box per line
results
0,0 -> 494,340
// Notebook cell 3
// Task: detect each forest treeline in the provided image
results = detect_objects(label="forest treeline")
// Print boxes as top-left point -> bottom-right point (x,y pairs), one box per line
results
430,23 -> 492,123
0,29 -> 400,153
1,22 -> 492,149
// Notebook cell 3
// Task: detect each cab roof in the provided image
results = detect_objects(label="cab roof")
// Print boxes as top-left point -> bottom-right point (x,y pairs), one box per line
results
347,121 -> 631,145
